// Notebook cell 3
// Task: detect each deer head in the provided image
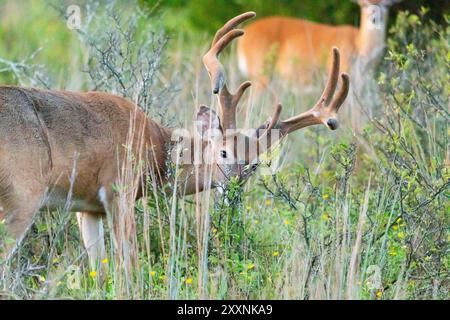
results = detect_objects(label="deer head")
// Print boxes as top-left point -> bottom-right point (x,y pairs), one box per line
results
177,12 -> 349,193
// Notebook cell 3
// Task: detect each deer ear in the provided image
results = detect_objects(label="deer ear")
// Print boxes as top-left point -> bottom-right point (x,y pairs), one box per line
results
196,105 -> 222,140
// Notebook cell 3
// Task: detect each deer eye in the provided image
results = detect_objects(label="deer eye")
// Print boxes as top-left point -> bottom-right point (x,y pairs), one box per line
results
220,150 -> 228,158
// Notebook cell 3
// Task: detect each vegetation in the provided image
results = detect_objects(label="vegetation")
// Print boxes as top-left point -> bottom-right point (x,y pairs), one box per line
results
0,0 -> 448,299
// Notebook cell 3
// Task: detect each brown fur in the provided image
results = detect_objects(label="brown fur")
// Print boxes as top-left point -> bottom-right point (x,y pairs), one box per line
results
0,86 -> 171,243
238,16 -> 358,84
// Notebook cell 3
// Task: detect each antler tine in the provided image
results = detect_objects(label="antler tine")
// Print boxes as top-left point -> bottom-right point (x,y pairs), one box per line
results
210,29 -> 244,57
254,48 -> 349,151
329,73 -> 350,113
219,81 -> 252,129
233,80 -> 252,104
203,12 -> 256,94
255,103 -> 283,156
318,47 -> 340,106
212,11 -> 256,46
203,30 -> 243,94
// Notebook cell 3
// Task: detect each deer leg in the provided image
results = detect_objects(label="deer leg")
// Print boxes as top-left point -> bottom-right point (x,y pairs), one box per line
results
97,183 -> 137,279
76,211 -> 106,272
0,182 -> 46,263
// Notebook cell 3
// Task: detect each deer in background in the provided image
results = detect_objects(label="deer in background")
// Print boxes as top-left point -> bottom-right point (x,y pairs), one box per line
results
0,12 -> 349,272
237,0 -> 402,92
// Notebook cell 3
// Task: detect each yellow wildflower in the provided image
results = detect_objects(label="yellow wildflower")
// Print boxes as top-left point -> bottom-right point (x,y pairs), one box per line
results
150,271 -> 156,277
272,251 -> 279,257
101,258 -> 109,264
283,219 -> 289,226
265,199 -> 271,206
89,271 -> 97,278
392,225 -> 398,231
389,250 -> 397,256
247,263 -> 255,270
323,194 -> 329,200
321,213 -> 330,221
397,231 -> 405,240
159,275 -> 167,280
376,290 -> 382,299
185,277 -> 193,284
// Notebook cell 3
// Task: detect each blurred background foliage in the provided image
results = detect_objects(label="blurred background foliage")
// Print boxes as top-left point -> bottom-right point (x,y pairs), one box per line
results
148,0 -> 450,33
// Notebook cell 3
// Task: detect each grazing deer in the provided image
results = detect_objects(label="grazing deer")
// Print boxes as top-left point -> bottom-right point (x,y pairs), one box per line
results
0,12 -> 349,271
236,0 -> 402,91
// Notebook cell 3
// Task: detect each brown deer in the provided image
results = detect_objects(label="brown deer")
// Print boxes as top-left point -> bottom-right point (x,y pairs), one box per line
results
236,0 -> 402,91
0,12 -> 349,270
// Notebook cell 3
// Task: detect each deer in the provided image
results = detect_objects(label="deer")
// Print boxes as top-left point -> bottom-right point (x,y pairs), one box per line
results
0,12 -> 349,273
236,0 -> 402,93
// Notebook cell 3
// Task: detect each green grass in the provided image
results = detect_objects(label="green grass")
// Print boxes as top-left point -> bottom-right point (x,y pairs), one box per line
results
0,2 -> 448,300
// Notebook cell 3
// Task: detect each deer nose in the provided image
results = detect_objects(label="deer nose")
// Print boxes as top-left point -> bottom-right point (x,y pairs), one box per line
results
326,118 -> 338,130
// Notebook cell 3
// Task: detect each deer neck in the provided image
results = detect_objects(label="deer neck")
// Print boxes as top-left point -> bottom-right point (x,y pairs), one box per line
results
357,4 -> 389,62
157,128 -> 215,196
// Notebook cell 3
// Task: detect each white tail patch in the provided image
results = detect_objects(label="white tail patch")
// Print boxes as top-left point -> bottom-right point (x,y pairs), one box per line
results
237,46 -> 249,77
